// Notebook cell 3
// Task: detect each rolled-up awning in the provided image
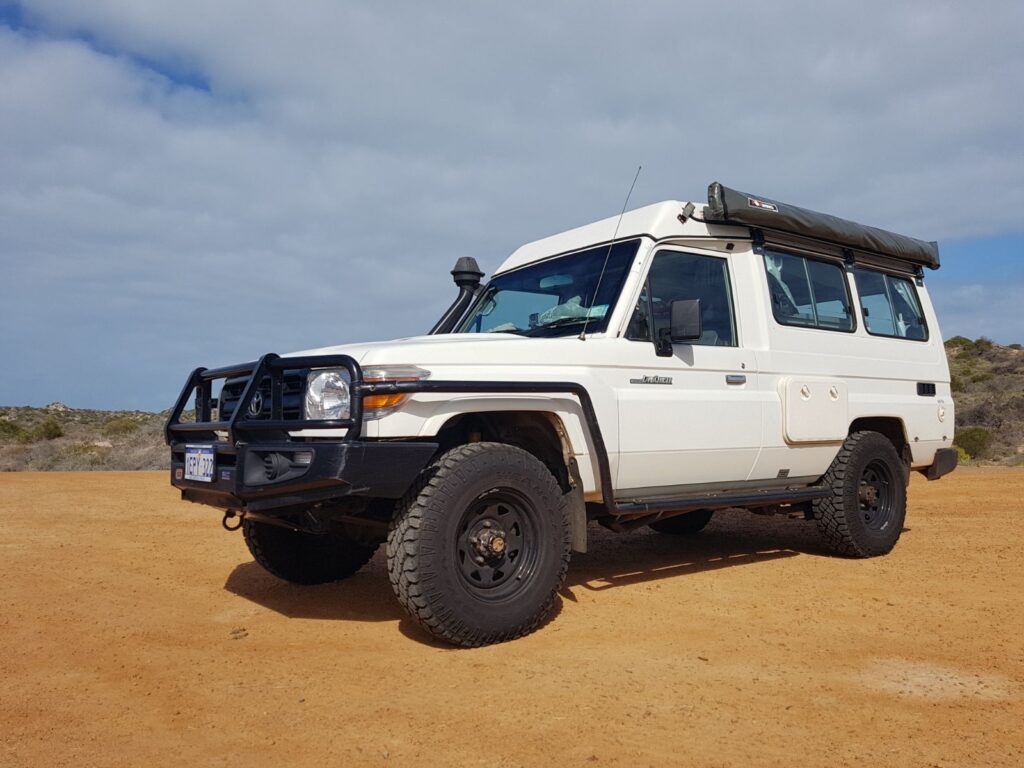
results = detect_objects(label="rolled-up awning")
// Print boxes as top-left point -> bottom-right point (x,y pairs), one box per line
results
705,182 -> 940,270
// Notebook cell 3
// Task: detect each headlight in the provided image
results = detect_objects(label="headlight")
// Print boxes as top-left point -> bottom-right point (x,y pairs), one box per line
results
304,369 -> 351,420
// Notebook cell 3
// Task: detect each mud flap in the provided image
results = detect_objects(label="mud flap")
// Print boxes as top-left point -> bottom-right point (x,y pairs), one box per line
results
567,459 -> 588,553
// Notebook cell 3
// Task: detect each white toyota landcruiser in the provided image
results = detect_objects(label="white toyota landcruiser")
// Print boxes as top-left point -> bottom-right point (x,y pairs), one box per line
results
167,182 -> 957,646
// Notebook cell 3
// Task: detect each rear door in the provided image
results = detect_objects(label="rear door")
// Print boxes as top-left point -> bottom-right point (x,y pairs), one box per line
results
614,247 -> 762,495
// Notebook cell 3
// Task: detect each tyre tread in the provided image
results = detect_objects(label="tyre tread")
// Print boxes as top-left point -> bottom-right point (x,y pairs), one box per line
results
386,442 -> 570,647
813,430 -> 905,558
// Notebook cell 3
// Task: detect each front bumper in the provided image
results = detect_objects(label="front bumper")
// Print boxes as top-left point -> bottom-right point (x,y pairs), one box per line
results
170,440 -> 438,512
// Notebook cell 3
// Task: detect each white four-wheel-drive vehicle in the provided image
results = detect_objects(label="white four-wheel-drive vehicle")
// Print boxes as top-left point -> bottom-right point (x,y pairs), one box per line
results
167,182 -> 957,647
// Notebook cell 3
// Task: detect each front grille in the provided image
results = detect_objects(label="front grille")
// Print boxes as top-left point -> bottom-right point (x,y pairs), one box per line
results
219,370 -> 307,421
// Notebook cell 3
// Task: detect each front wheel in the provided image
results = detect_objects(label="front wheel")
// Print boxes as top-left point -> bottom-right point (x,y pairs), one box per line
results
387,442 -> 571,647
813,431 -> 907,557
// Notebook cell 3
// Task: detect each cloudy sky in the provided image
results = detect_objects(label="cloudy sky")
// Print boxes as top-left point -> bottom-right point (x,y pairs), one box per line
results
1,1 -> 1022,410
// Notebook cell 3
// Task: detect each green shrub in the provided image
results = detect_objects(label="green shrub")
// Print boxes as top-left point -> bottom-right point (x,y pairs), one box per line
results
954,427 -> 993,459
950,374 -> 965,393
973,337 -> 995,353
954,445 -> 971,464
102,417 -> 140,438
31,418 -> 64,441
969,371 -> 993,383
0,420 -> 29,442
945,336 -> 973,349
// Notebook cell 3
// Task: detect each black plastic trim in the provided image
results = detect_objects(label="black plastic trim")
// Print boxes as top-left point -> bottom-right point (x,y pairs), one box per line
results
924,448 -> 958,481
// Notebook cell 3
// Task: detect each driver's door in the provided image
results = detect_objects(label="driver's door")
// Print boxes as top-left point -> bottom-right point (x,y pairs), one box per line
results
614,248 -> 762,495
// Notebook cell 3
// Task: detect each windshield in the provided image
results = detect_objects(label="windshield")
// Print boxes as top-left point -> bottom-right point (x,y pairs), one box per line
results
458,239 -> 640,337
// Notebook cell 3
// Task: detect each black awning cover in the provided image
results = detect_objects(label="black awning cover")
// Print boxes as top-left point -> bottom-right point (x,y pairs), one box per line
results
705,182 -> 940,269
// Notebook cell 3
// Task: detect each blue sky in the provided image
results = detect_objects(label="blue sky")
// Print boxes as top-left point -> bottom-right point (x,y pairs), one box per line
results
1,1 -> 1022,410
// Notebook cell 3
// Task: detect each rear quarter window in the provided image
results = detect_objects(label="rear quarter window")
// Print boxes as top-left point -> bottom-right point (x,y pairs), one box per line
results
853,267 -> 929,341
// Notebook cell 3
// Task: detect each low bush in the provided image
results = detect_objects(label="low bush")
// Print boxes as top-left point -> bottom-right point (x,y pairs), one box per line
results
102,417 -> 140,438
31,418 -> 64,441
0,420 -> 29,442
973,337 -> 995,353
954,445 -> 971,464
954,427 -> 993,459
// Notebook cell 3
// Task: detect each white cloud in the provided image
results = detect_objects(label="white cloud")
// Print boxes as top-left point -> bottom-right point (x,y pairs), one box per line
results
1,1 -> 1023,407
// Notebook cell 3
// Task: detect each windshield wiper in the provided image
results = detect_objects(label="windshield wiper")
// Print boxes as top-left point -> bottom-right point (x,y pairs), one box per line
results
523,317 -> 591,336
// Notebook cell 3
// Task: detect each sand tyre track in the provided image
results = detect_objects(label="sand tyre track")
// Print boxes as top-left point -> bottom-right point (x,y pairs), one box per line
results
387,442 -> 571,647
650,509 -> 714,535
813,430 -> 907,558
242,519 -> 379,584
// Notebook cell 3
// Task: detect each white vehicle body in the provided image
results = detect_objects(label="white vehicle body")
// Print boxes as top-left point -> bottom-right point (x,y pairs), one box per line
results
289,200 -> 953,500
167,181 -> 957,646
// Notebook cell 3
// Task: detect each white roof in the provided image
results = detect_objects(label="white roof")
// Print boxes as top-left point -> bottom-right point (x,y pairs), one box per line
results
495,201 -> 749,275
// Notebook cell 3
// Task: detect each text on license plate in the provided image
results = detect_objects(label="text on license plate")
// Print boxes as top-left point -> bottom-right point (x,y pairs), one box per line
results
184,445 -> 215,482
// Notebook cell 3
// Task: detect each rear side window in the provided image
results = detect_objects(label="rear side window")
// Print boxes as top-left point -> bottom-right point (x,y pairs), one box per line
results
763,250 -> 854,332
854,268 -> 929,340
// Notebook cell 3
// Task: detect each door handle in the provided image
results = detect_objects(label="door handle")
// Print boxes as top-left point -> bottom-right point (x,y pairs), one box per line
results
726,374 -> 746,385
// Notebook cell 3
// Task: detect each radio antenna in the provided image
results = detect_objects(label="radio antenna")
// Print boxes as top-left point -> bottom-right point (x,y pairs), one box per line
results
579,164 -> 642,341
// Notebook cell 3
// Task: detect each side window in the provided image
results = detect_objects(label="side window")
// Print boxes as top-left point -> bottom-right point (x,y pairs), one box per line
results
628,250 -> 736,346
854,268 -> 929,340
763,249 -> 854,332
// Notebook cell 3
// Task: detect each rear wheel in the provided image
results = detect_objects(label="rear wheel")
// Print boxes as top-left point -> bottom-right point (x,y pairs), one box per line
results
813,431 -> 907,557
649,509 -> 714,535
243,518 -> 379,585
387,442 -> 570,647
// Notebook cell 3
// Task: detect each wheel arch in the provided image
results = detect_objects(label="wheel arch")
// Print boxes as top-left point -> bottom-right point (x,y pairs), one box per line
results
434,410 -> 573,488
848,416 -> 911,471
434,410 -> 589,553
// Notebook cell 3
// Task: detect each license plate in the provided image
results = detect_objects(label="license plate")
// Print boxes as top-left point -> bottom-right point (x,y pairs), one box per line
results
184,445 -> 215,482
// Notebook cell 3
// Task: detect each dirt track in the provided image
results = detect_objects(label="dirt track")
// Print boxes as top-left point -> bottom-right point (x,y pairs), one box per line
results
1,469 -> 1021,767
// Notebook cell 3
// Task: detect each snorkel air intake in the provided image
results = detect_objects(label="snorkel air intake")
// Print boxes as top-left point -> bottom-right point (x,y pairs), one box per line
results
429,257 -> 485,334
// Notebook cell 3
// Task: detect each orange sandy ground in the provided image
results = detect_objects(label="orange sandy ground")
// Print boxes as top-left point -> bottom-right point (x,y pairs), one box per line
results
1,469 -> 1021,767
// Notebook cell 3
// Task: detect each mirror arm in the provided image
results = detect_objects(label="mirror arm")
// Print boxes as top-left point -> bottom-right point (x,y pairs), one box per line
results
655,328 -> 674,357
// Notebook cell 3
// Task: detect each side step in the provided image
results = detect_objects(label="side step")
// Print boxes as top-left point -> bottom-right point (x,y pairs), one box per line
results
604,485 -> 831,532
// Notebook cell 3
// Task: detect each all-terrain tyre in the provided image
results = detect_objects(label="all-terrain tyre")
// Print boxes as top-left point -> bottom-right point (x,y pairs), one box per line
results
650,509 -> 714,536
813,431 -> 907,558
386,442 -> 571,647
243,519 -> 379,585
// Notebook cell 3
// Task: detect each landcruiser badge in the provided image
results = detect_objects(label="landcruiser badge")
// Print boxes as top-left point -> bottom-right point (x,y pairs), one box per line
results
630,375 -> 673,385
747,197 -> 779,212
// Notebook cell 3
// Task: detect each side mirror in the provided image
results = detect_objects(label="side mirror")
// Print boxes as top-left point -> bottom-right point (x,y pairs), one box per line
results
670,299 -> 702,340
655,299 -> 702,357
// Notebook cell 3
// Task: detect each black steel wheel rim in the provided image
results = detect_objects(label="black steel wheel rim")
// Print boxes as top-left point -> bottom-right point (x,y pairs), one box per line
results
859,458 -> 896,532
454,488 -> 540,602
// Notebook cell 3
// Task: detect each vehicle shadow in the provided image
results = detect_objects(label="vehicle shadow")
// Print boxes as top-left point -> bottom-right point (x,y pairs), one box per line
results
224,559 -> 404,623
224,511 -> 832,626
564,510 -> 829,595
